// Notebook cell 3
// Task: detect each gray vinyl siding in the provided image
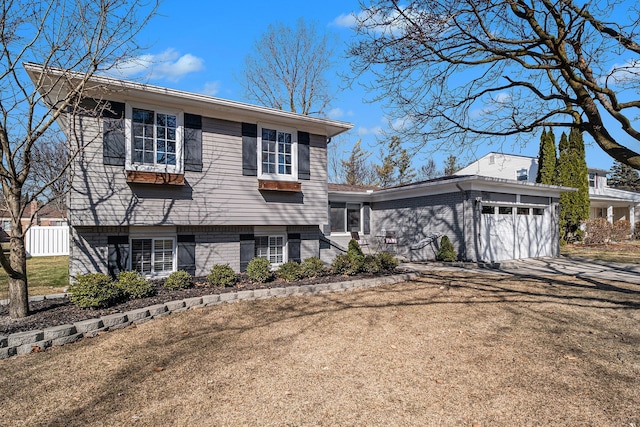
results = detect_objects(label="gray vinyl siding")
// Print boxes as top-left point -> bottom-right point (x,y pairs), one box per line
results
68,116 -> 328,228
70,226 -> 128,280
372,191 -> 481,261
70,225 -> 322,278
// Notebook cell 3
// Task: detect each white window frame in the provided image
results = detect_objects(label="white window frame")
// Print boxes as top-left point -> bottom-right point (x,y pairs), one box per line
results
254,228 -> 287,266
125,103 -> 184,174
589,172 -> 597,188
1,219 -> 11,232
330,203 -> 362,235
516,169 -> 528,181
257,123 -> 298,181
129,236 -> 177,277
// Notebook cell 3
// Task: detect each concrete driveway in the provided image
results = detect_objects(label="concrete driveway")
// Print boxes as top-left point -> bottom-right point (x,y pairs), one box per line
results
403,256 -> 640,284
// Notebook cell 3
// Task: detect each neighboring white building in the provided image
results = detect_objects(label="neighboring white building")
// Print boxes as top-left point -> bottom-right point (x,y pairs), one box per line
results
455,152 -> 640,229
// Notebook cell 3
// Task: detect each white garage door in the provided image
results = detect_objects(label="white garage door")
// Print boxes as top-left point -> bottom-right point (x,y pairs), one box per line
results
480,206 -> 553,262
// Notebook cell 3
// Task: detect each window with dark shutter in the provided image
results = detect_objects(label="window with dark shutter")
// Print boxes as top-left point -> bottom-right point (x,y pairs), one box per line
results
298,131 -> 310,180
107,235 -> 129,278
184,114 -> 203,172
177,234 -> 196,275
242,123 -> 258,176
363,203 -> 371,235
239,234 -> 255,272
102,101 -> 126,166
288,233 -> 301,263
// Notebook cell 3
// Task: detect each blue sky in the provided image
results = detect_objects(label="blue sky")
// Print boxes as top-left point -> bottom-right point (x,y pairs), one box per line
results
120,0 -> 621,174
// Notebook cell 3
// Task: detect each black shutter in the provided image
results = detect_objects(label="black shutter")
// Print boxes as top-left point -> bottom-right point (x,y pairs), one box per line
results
298,131 -> 310,180
363,203 -> 371,235
242,123 -> 258,176
239,234 -> 255,272
288,233 -> 301,263
184,113 -> 203,172
102,101 -> 126,166
177,235 -> 196,275
107,235 -> 129,279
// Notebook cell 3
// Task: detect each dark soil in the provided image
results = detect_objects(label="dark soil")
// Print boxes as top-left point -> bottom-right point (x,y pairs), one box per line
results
0,272 -> 393,335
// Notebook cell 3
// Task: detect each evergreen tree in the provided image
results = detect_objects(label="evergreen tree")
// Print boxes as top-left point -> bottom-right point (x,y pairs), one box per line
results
396,149 -> 416,185
342,140 -> 374,185
443,155 -> 461,176
536,128 -> 557,184
608,160 -> 640,192
374,137 -> 399,187
555,129 -> 590,242
373,136 -> 417,187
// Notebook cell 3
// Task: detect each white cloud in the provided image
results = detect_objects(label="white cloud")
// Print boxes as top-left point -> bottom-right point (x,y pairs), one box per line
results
358,125 -> 383,136
389,116 -> 412,131
203,81 -> 221,96
110,48 -> 204,81
332,13 -> 357,28
327,108 -> 355,119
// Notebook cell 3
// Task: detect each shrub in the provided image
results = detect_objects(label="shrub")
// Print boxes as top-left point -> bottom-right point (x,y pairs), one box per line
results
612,219 -> 631,242
207,264 -> 237,287
69,273 -> 123,309
300,257 -> 326,278
277,261 -> 302,282
584,218 -> 612,245
116,271 -> 155,299
164,270 -> 193,290
246,257 -> 273,283
346,239 -> 365,272
436,235 -> 457,262
376,252 -> 398,272
332,253 -> 360,275
362,254 -> 381,274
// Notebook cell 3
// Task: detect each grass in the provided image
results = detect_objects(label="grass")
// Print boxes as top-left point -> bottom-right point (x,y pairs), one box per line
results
0,270 -> 638,425
561,240 -> 640,264
0,256 -> 68,298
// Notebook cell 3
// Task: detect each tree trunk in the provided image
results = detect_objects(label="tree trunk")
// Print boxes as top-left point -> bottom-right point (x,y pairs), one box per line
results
8,235 -> 29,318
3,191 -> 30,318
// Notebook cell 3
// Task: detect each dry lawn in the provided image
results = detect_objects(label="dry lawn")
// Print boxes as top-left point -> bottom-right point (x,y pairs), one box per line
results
1,270 -> 639,426
562,241 -> 640,264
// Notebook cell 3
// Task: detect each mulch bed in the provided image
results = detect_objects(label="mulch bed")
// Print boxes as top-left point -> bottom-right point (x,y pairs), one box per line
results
0,272 -> 392,335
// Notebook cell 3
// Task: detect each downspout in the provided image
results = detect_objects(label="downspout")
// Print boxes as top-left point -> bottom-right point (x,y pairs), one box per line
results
456,184 -> 467,261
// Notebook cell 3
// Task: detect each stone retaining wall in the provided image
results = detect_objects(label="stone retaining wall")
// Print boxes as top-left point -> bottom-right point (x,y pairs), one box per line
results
0,273 -> 417,359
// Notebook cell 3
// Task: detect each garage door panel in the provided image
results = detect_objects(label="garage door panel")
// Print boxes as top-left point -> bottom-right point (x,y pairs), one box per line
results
482,208 -> 553,262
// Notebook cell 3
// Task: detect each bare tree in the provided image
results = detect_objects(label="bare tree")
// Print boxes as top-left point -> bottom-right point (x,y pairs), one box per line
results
349,0 -> 640,168
242,18 -> 334,116
0,0 -> 158,318
418,159 -> 440,180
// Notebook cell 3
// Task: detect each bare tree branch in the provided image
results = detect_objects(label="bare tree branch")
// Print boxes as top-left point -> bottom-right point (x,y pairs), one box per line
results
349,0 -> 640,167
241,18 -> 335,116
0,0 -> 158,318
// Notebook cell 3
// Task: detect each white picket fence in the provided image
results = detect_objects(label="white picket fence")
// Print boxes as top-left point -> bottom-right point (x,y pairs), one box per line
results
25,225 -> 70,257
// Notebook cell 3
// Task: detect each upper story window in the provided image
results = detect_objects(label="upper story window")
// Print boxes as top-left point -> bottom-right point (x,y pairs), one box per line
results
589,172 -> 597,188
1,220 -> 11,232
258,124 -> 297,180
125,105 -> 183,174
516,169 -> 528,181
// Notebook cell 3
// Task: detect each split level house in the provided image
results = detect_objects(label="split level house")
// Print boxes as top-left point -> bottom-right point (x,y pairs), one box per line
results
27,63 -> 352,279
455,152 -> 640,230
28,64 -> 575,277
